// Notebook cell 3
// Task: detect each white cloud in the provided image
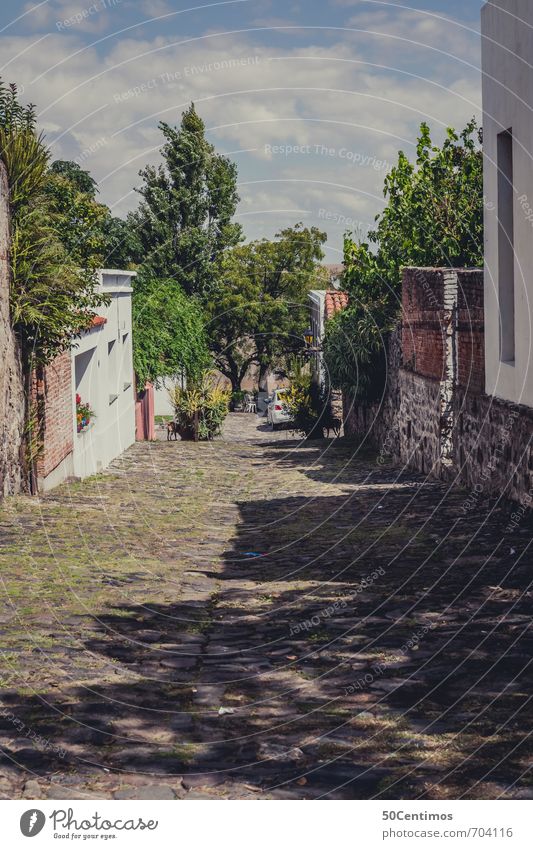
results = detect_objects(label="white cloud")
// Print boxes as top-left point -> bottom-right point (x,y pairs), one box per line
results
0,17 -> 481,247
22,0 -> 123,34
344,6 -> 481,65
138,0 -> 173,16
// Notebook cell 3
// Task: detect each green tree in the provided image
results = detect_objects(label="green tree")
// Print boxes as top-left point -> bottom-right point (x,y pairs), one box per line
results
44,162 -> 109,270
206,224 -> 327,392
0,83 -> 106,366
50,159 -> 97,194
45,159 -> 136,270
130,104 -> 241,296
132,269 -> 210,388
102,214 -> 138,269
323,120 -> 483,394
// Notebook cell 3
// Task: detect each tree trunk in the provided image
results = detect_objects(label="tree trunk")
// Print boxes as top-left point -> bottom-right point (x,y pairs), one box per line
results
258,361 -> 269,393
218,354 -> 257,394
230,373 -> 241,393
216,355 -> 241,393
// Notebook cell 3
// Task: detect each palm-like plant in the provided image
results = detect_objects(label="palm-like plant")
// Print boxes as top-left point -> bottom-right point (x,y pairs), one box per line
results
170,371 -> 230,440
0,80 -> 107,365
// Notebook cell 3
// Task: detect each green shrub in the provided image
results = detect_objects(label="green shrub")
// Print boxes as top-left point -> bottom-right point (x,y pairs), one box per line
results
324,120 -> 483,395
230,390 -> 246,410
285,374 -> 331,439
133,270 -> 210,388
322,303 -> 390,399
170,371 -> 230,441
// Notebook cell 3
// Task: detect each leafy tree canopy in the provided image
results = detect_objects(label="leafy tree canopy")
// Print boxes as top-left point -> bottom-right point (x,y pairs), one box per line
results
324,120 -> 483,394
101,215 -> 139,270
129,103 -> 241,297
45,160 -> 136,270
206,223 -> 327,391
50,159 -> 97,195
132,269 -> 210,388
44,164 -> 109,270
344,119 -> 483,305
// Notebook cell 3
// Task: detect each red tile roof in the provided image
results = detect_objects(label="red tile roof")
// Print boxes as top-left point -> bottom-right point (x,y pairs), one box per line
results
90,315 -> 107,328
325,290 -> 349,320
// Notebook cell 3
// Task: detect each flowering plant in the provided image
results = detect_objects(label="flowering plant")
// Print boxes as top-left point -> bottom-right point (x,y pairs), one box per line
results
76,394 -> 94,432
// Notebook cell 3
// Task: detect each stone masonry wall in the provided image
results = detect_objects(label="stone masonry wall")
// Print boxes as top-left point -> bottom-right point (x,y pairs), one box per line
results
345,268 -> 482,474
32,351 -> 74,486
343,266 -> 533,507
397,369 -> 441,475
455,390 -> 533,507
0,160 -> 25,497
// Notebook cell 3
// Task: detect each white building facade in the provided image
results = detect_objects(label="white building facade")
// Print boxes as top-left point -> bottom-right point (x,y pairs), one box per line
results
482,0 -> 533,406
308,289 -> 327,388
72,269 -> 136,479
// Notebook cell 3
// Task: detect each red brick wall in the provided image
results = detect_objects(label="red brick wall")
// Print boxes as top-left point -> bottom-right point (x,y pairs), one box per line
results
402,268 -> 447,380
33,351 -> 73,479
402,267 -> 446,318
401,267 -> 485,392
456,270 -> 485,394
402,325 -> 446,380
346,266 -> 533,507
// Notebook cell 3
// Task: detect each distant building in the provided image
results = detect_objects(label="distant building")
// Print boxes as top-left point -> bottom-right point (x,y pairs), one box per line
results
308,289 -> 349,387
154,376 -> 184,419
323,264 -> 344,290
34,269 -> 136,491
482,0 -> 533,405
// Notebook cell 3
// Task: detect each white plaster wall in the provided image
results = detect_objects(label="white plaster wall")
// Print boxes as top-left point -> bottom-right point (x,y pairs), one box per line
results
154,376 -> 185,417
72,270 -> 136,479
482,0 -> 533,405
309,289 -> 326,386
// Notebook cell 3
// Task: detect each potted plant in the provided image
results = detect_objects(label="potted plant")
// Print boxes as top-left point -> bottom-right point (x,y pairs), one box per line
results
76,393 -> 95,433
230,390 -> 245,412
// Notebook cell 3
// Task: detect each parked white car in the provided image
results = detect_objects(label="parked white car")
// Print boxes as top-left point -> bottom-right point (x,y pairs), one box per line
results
267,388 -> 293,430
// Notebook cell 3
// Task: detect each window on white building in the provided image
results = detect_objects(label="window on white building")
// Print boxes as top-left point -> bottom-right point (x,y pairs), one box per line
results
108,339 -> 118,404
75,347 -> 96,402
497,128 -> 515,364
121,332 -> 132,391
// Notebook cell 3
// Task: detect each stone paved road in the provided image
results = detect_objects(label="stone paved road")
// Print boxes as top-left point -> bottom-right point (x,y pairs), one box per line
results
0,414 -> 532,800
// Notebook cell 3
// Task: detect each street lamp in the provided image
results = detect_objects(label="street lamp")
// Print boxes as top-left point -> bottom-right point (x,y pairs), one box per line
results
302,328 -> 321,359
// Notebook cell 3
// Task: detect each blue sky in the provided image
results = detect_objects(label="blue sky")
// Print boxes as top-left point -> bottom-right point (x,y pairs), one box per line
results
0,0 -> 486,259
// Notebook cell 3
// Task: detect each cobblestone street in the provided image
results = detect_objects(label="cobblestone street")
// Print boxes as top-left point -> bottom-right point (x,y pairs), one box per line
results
0,414 -> 532,800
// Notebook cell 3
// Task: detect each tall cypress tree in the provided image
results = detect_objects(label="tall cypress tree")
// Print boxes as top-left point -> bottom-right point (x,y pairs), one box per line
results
130,104 -> 242,297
